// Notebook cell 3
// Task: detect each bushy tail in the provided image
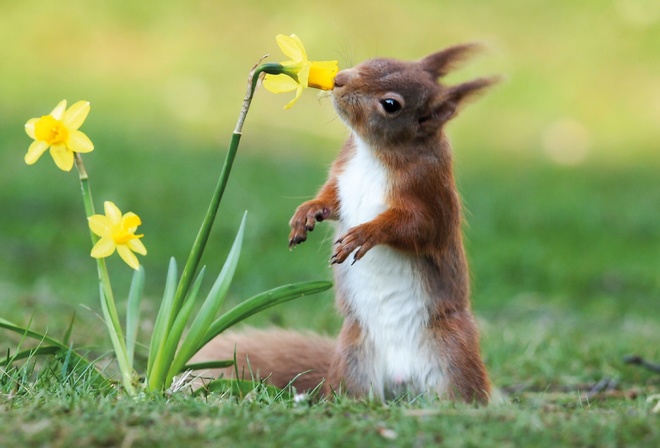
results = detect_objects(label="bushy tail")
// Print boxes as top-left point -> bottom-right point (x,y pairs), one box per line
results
189,328 -> 336,393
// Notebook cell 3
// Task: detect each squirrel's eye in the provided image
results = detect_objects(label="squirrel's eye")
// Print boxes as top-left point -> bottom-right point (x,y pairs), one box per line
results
380,98 -> 402,114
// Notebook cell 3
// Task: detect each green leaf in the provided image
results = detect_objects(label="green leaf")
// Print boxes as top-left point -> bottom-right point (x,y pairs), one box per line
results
126,265 -> 145,369
147,257 -> 178,383
198,281 -> 332,351
149,266 -> 207,389
165,267 -> 207,353
166,212 -> 247,385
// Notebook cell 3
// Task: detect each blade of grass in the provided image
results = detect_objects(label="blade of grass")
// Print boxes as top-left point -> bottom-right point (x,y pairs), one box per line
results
63,312 -> 76,346
0,317 -> 108,386
181,360 -> 234,372
6,346 -> 62,363
0,317 -> 75,350
61,342 -> 73,381
192,378 -> 282,399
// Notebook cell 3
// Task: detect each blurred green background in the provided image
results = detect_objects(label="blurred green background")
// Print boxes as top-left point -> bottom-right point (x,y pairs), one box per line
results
1,0 -> 659,385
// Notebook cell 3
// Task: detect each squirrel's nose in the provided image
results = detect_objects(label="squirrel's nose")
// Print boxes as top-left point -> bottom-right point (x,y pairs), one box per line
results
333,69 -> 354,88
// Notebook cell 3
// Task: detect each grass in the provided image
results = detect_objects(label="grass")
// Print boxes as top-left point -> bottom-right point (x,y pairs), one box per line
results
2,0 -> 660,446
1,363 -> 658,447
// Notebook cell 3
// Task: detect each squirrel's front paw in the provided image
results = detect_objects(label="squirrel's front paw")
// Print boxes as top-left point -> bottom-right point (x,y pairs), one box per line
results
288,201 -> 331,248
332,225 -> 376,265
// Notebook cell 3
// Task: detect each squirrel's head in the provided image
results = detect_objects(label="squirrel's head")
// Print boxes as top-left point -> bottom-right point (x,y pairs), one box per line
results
332,43 -> 498,147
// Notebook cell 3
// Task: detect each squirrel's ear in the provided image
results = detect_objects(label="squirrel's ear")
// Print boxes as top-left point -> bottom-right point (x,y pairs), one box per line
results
420,43 -> 482,78
420,77 -> 499,131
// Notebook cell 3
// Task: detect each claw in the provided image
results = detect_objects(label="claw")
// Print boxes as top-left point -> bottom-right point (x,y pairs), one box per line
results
289,233 -> 307,248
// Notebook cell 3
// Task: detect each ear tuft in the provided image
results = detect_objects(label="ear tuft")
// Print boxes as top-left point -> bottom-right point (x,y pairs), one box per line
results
445,76 -> 500,105
420,43 -> 483,78
419,76 -> 500,132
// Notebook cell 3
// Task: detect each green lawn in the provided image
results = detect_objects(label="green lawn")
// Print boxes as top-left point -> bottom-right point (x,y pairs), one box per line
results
2,0 -> 660,446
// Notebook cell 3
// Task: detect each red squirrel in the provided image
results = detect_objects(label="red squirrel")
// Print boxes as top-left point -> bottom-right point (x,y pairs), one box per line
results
191,44 -> 497,403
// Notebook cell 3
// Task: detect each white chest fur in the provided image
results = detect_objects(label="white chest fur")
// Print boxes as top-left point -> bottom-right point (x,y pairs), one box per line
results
335,137 -> 445,399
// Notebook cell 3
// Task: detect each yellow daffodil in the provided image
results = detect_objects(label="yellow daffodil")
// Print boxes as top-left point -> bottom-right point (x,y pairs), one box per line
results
89,201 -> 147,270
24,100 -> 94,171
263,34 -> 339,109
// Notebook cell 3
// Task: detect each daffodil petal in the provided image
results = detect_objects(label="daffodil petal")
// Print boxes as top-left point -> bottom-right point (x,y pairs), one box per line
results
263,74 -> 299,93
88,215 -> 111,237
276,34 -> 306,63
284,85 -> 304,110
62,101 -> 90,130
117,245 -> 140,270
104,201 -> 123,224
24,140 -> 49,165
297,64 -> 311,88
68,130 -> 94,153
91,236 -> 116,258
50,100 -> 67,120
49,145 -> 74,171
128,238 -> 147,255
25,118 -> 38,139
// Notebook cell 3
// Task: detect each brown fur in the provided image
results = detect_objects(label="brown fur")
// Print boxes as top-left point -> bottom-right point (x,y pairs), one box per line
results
190,329 -> 335,393
194,44 -> 497,404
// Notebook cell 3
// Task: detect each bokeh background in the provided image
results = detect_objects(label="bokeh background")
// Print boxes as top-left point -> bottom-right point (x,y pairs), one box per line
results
1,0 -> 659,387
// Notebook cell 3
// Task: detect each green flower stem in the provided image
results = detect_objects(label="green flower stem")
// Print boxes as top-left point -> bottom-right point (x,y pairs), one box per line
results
147,62 -> 271,392
75,154 -> 135,396
167,61 -> 278,326
148,60 -> 286,392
